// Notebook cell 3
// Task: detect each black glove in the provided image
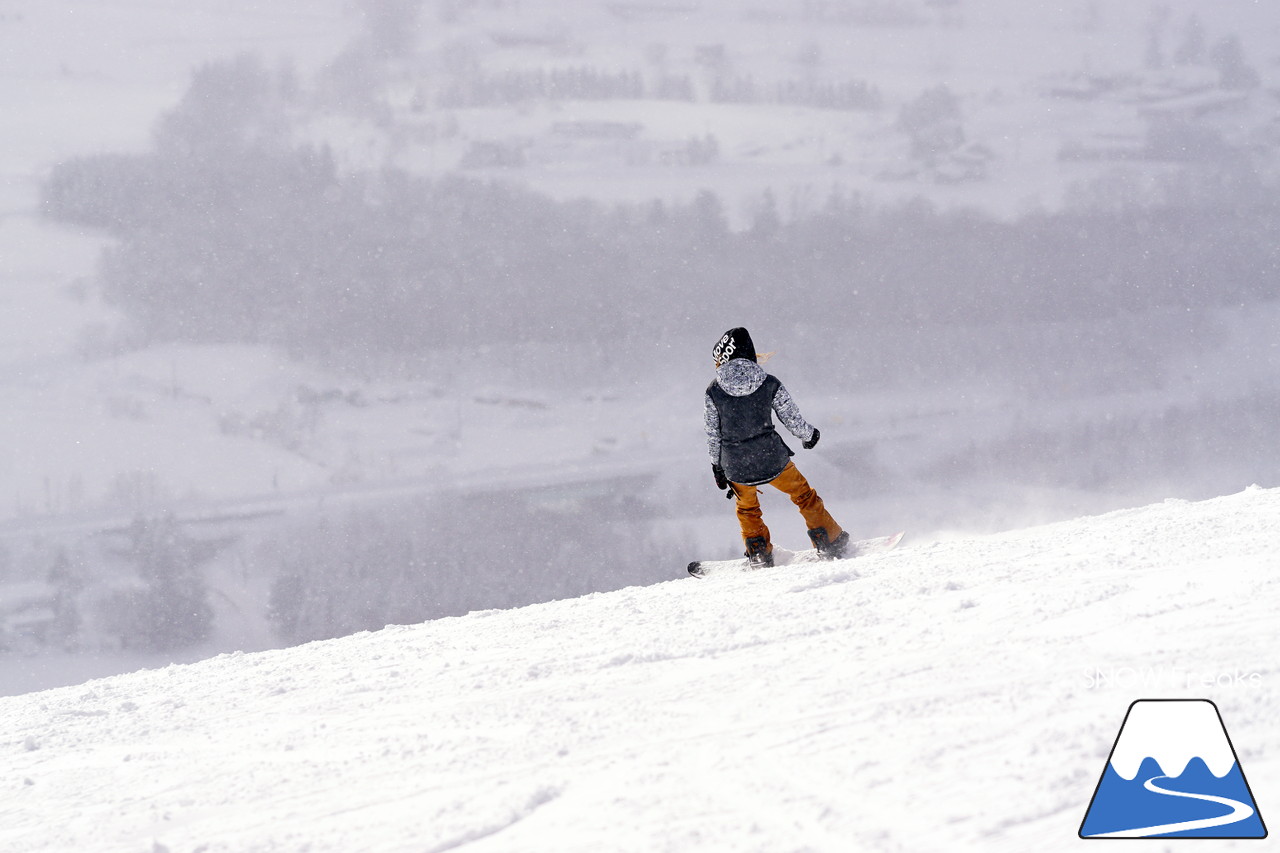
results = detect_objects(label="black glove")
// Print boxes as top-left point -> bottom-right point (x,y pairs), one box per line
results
803,427 -> 821,450
712,463 -> 729,490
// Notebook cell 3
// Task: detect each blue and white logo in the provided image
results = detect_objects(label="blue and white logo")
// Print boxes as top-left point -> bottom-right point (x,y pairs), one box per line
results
1080,699 -> 1267,838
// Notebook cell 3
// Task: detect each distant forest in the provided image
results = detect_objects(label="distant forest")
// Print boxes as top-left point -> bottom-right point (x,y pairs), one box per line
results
41,54 -> 1280,363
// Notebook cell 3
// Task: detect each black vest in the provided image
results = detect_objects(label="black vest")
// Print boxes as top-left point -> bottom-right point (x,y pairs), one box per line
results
707,373 -> 794,485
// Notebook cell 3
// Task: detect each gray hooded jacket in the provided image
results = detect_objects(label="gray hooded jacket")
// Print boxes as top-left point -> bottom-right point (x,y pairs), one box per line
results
704,359 -> 816,486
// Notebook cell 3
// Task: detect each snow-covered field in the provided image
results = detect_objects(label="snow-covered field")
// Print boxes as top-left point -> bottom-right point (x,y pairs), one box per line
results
2,0 -> 1279,724
3,486 -> 1277,852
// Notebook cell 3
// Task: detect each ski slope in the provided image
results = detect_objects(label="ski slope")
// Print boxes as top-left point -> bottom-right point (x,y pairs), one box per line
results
2,486 -> 1277,852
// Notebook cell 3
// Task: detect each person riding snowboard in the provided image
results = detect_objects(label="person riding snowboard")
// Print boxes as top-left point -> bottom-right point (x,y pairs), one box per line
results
703,327 -> 849,568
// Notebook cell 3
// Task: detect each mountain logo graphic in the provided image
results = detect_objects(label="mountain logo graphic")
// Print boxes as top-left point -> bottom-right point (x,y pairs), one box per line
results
1080,699 -> 1267,839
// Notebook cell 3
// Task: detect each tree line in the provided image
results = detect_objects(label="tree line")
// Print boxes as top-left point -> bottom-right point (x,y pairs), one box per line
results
39,54 -> 1280,364
265,485 -> 676,645
437,65 -> 882,111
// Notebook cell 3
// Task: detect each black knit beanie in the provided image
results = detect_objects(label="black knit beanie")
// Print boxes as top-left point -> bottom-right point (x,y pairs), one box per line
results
712,327 -> 757,366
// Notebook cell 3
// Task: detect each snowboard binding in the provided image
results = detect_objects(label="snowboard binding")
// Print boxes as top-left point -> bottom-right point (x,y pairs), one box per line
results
744,536 -> 774,570
808,528 -> 850,560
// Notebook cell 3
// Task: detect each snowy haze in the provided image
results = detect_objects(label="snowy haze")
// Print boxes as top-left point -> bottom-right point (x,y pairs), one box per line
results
1,0 -> 1278,748
3,486 -> 1278,851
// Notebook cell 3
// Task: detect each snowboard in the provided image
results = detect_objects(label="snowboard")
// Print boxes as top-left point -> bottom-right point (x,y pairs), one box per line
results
687,531 -> 904,578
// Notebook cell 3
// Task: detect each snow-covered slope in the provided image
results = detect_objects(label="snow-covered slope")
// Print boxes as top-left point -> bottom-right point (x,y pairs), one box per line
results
3,486 -> 1277,852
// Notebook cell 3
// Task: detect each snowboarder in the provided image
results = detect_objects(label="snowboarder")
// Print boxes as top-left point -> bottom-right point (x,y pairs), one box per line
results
703,327 -> 848,568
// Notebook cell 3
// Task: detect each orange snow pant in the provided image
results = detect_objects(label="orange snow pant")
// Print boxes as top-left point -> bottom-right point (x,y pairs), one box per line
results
731,461 -> 842,553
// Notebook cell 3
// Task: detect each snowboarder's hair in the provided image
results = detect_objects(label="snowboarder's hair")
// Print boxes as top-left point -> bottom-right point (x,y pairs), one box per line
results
713,327 -> 757,367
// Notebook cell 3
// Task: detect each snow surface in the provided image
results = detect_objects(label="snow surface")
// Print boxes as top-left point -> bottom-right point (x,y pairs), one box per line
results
3,486 -> 1278,852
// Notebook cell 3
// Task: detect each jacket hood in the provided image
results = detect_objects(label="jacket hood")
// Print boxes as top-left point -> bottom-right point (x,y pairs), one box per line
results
716,358 -> 767,397
713,327 -> 757,367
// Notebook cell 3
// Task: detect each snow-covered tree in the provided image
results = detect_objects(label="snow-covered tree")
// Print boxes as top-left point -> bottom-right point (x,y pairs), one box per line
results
1209,35 -> 1260,90
898,85 -> 965,166
1172,14 -> 1206,66
124,515 -> 214,651
47,549 -> 84,649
